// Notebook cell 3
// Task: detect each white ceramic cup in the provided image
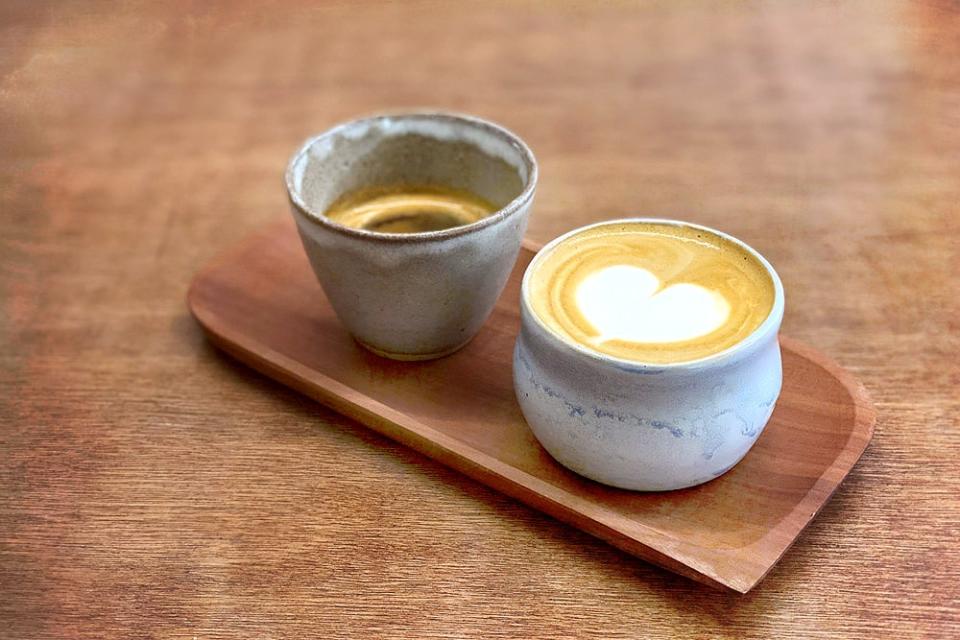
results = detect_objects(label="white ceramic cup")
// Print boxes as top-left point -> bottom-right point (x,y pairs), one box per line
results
285,112 -> 537,361
513,219 -> 785,491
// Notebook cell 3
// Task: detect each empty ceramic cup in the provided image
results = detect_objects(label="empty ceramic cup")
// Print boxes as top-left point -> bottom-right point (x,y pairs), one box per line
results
285,112 -> 537,360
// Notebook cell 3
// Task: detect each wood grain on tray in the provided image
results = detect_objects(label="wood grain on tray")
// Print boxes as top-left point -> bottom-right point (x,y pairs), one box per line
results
188,220 -> 876,593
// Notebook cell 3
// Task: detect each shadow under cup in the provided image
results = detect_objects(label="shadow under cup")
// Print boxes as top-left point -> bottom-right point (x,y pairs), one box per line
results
285,113 -> 537,361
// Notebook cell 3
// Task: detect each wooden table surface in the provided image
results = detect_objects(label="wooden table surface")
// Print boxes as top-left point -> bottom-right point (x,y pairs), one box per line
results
2,1 -> 957,637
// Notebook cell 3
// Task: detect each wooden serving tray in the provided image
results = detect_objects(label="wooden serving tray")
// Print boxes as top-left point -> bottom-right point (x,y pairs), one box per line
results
188,219 -> 876,593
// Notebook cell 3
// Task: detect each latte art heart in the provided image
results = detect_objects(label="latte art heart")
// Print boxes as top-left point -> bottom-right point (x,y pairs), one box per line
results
527,221 -> 776,364
575,265 -> 731,345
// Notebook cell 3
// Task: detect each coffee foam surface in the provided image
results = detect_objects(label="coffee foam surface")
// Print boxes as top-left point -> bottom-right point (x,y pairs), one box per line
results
528,222 -> 775,364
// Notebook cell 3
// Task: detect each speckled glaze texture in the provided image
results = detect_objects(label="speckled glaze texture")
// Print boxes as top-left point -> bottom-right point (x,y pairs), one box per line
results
514,219 -> 785,491
286,113 -> 537,360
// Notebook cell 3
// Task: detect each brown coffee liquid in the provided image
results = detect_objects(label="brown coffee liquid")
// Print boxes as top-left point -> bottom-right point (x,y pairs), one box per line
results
324,185 -> 497,234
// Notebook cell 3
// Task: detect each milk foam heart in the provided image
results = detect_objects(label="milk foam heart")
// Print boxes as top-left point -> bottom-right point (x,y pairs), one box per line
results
527,221 -> 776,364
575,265 -> 731,345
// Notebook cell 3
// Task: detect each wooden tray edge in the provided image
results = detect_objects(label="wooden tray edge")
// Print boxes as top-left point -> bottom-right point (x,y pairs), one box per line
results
732,335 -> 876,592
186,224 -> 877,594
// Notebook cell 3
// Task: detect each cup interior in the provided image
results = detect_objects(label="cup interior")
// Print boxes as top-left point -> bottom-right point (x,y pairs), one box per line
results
286,113 -> 536,235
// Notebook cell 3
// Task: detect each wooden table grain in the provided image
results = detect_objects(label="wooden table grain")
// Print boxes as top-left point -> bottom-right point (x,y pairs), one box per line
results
1,1 -> 957,638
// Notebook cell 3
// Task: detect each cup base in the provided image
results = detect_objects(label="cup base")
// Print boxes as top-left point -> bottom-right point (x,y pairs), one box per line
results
542,446 -> 745,492
355,337 -> 473,361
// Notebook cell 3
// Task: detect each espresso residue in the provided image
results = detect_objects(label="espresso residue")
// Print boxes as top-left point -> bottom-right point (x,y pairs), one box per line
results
325,185 -> 496,234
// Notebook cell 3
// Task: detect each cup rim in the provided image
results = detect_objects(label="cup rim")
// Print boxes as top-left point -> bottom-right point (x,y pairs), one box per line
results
520,218 -> 786,372
284,111 -> 538,244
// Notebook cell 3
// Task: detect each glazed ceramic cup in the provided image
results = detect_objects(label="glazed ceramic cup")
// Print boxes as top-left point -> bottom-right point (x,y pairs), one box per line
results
285,113 -> 537,360
513,219 -> 785,491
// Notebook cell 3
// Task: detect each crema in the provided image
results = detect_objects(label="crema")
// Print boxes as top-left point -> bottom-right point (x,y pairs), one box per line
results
325,184 -> 496,234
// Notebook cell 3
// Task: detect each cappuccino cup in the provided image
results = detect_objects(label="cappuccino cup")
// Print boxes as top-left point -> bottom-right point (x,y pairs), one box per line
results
514,219 -> 785,491
285,112 -> 537,360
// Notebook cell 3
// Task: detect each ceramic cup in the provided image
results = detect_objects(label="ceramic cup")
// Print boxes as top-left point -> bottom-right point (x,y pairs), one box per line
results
285,112 -> 537,360
513,219 -> 785,491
